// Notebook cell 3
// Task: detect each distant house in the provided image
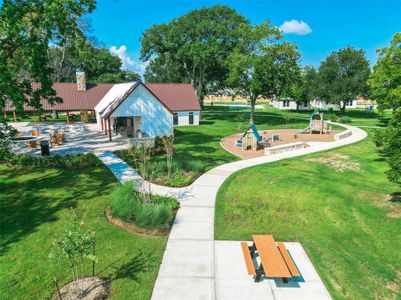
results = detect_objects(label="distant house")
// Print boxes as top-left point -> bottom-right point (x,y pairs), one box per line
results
4,72 -> 201,140
270,99 -> 310,110
310,99 -> 358,110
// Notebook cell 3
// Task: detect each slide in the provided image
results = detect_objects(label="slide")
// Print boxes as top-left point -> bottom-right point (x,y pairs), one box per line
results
250,124 -> 262,142
299,125 -> 310,133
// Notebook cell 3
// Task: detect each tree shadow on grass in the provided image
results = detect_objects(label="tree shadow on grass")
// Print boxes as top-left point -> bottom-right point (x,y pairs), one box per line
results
101,251 -> 157,284
0,165 -> 115,255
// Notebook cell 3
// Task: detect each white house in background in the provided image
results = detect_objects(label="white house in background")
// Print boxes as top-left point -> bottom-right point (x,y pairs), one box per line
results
310,99 -> 358,110
270,99 -> 310,110
95,82 -> 201,141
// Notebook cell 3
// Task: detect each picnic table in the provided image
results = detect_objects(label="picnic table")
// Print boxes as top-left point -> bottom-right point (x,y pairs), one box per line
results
241,235 -> 300,282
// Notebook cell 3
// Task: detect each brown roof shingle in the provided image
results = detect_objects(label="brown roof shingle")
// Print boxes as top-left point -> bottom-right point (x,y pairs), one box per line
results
5,82 -> 200,112
146,83 -> 201,111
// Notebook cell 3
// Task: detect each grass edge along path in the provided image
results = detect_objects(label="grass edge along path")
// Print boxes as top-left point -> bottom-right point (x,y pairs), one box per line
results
215,131 -> 401,300
0,164 -> 167,300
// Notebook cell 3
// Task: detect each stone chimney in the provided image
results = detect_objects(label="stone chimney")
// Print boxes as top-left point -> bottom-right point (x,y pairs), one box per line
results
76,71 -> 86,91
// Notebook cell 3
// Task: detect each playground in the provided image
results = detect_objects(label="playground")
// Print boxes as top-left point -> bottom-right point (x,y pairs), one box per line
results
221,110 -> 340,159
221,128 -> 339,159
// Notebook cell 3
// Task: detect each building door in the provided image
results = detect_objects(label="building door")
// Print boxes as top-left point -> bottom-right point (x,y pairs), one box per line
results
189,112 -> 194,125
173,113 -> 178,125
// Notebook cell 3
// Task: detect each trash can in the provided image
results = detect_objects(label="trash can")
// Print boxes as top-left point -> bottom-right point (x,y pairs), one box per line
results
40,140 -> 50,156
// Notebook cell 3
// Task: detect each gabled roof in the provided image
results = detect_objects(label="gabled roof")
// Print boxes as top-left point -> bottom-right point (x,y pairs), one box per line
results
94,82 -> 139,118
146,83 -> 201,112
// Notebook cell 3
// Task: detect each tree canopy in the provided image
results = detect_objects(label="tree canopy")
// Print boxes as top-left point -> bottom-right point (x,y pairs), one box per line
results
141,5 -> 249,106
317,47 -> 371,111
369,33 -> 401,183
0,0 -> 96,112
289,65 -> 318,110
226,21 -> 300,123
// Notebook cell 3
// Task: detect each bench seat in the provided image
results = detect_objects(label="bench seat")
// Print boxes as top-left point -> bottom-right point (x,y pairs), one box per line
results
277,242 -> 300,277
240,242 -> 256,276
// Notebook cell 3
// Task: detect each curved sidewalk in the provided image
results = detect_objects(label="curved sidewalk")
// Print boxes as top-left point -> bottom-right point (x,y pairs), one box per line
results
98,124 -> 367,300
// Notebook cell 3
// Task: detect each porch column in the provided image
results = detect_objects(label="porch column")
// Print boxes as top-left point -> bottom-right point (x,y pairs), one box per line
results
108,118 -> 112,141
33,111 -> 37,124
101,117 -> 104,130
3,112 -> 7,121
13,111 -> 17,122
66,111 -> 70,124
104,118 -> 108,135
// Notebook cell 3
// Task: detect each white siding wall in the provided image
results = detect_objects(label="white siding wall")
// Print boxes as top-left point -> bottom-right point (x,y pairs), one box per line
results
175,111 -> 200,126
111,85 -> 173,136
270,100 -> 299,110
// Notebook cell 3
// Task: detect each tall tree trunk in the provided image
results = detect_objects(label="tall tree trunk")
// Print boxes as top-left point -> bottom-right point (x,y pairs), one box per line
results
249,96 -> 257,125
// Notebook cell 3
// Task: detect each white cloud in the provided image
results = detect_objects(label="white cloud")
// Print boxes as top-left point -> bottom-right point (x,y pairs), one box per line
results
279,20 -> 312,35
110,45 -> 148,75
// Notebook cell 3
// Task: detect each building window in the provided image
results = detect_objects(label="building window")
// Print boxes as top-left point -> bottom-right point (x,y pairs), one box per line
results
173,113 -> 178,125
189,112 -> 194,125
283,100 -> 290,107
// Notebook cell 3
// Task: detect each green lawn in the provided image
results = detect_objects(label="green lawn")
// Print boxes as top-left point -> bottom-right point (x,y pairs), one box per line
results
204,104 -> 392,127
0,164 -> 167,300
118,107 -> 314,186
215,131 -> 401,299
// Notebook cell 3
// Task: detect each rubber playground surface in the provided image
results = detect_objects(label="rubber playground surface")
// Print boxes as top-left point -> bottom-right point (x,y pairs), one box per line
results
220,128 -> 339,160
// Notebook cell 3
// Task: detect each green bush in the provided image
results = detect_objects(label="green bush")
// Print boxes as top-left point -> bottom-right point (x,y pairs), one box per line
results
8,153 -> 100,169
339,116 -> 352,123
109,182 -> 139,222
108,182 -> 178,230
329,114 -> 339,122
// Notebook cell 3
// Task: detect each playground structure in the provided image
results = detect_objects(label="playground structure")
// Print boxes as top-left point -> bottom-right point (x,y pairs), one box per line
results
306,110 -> 331,134
235,110 -> 331,153
236,124 -> 268,151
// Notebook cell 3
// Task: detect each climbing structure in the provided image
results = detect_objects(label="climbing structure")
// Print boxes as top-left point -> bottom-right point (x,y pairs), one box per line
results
309,110 -> 330,134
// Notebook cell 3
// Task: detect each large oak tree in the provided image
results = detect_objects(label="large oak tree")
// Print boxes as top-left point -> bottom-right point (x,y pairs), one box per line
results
141,5 -> 249,107
317,47 -> 371,112
0,0 -> 96,113
226,22 -> 300,124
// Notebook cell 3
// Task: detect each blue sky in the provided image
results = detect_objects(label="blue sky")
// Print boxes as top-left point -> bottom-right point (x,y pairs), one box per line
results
90,0 -> 401,74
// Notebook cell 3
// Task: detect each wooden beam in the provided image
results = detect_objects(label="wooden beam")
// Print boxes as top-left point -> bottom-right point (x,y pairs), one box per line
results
104,118 -> 108,135
101,118 -> 104,130
33,111 -> 36,124
3,112 -> 7,121
13,111 -> 16,122
108,118 -> 112,141
66,111 -> 70,124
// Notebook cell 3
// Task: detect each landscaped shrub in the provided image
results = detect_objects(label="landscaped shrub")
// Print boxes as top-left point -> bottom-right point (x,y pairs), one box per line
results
108,182 -> 179,231
329,114 -> 339,122
109,182 -> 139,222
8,153 -> 101,169
339,116 -> 352,124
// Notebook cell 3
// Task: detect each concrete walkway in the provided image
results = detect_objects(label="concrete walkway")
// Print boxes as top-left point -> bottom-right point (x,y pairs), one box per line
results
98,123 -> 367,300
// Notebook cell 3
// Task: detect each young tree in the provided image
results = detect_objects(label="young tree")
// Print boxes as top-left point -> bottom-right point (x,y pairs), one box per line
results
369,33 -> 401,183
226,22 -> 300,124
49,209 -> 97,282
317,47 -> 371,112
141,5 -> 248,107
0,0 -> 96,113
130,144 -> 153,201
160,134 -> 175,178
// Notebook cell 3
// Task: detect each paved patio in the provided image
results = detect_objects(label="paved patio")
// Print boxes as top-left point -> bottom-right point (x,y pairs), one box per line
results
214,241 -> 331,300
10,122 -> 130,155
97,122 -> 367,300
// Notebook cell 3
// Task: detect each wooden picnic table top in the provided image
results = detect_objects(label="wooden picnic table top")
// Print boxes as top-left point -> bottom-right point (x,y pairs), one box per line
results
252,235 -> 292,278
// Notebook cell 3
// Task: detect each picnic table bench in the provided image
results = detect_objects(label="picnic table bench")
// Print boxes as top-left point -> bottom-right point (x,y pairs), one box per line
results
241,235 -> 300,282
